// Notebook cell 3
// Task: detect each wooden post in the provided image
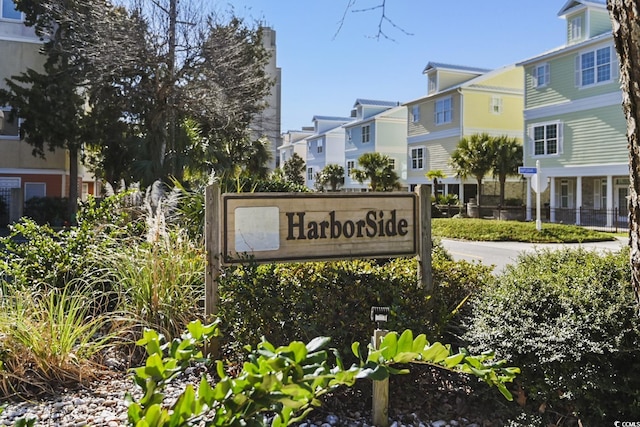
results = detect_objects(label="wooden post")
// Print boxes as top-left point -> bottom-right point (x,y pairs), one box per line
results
372,329 -> 389,427
204,184 -> 221,359
416,184 -> 433,293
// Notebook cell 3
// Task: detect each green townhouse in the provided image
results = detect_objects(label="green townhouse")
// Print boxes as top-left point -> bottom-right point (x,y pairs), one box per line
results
518,0 -> 627,228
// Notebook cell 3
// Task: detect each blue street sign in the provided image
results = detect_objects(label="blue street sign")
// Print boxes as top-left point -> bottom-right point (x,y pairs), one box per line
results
518,166 -> 537,174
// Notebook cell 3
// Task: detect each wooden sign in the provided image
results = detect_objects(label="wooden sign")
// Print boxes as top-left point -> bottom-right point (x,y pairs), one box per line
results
221,192 -> 418,264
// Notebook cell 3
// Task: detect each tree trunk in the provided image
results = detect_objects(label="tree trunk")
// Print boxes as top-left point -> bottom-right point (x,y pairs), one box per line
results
68,146 -> 79,224
476,178 -> 482,211
608,0 -> 640,308
499,176 -> 506,206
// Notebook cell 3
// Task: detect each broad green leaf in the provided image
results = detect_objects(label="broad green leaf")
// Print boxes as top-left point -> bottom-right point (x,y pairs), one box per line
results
397,330 -> 413,353
380,333 -> 398,359
393,351 -> 418,364
444,353 -> 466,368
351,341 -> 361,359
306,336 -> 331,353
288,341 -> 308,363
412,334 -> 428,352
367,365 -> 390,381
170,385 -> 196,425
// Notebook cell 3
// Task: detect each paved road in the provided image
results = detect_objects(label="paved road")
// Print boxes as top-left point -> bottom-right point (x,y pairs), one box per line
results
439,237 -> 628,274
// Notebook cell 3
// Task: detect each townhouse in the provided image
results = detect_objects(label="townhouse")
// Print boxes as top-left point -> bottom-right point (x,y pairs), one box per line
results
343,99 -> 407,191
518,0 -> 627,227
404,62 -> 524,203
304,116 -> 352,189
279,127 -> 314,167
0,2 -> 98,226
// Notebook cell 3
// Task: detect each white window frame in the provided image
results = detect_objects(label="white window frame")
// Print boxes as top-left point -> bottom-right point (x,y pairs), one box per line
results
575,45 -> 617,87
490,96 -> 503,115
570,16 -> 582,42
1,0 -> 22,21
411,105 -> 420,123
0,106 -> 20,139
24,182 -> 46,201
530,121 -> 562,157
317,140 -> 323,154
533,63 -> 550,88
307,167 -> 314,181
410,146 -> 425,170
434,97 -> 452,125
362,125 -> 370,143
388,158 -> 396,170
428,74 -> 437,94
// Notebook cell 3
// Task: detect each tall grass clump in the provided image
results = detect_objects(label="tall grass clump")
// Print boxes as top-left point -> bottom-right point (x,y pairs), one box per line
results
105,232 -> 206,340
0,283 -> 120,397
463,247 -> 640,425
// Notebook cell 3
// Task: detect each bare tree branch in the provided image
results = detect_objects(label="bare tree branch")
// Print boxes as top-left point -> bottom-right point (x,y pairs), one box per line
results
335,0 -> 413,42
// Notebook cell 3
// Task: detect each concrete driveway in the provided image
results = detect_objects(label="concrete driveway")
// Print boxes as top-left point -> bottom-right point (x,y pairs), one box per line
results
438,237 -> 628,274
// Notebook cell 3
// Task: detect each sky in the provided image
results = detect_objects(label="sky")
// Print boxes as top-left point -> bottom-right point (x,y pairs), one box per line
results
222,1 -> 571,132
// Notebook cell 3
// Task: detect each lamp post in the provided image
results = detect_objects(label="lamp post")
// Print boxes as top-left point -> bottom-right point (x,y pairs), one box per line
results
371,306 -> 390,427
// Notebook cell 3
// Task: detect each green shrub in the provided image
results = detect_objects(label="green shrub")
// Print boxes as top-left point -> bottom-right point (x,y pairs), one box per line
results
1,193 -> 141,293
463,248 -> 640,425
23,196 -> 69,225
218,244 -> 493,361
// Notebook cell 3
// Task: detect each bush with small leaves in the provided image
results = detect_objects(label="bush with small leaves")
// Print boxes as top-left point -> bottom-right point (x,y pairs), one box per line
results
463,247 -> 640,425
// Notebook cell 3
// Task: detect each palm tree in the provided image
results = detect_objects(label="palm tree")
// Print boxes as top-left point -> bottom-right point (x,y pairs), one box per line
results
425,169 -> 446,199
449,133 -> 495,210
491,136 -> 523,206
351,152 -> 400,191
317,164 -> 345,191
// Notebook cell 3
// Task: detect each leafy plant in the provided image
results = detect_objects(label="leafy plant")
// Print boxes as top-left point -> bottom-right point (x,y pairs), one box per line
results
463,248 -> 640,424
126,320 -> 519,427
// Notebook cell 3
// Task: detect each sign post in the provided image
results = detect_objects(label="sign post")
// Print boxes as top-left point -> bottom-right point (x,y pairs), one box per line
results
519,164 -> 542,231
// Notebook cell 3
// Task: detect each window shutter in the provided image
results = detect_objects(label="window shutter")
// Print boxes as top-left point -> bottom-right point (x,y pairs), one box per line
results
611,47 -> 620,81
544,64 -> 550,85
527,125 -> 535,156
531,66 -> 538,86
557,122 -> 564,154
575,55 -> 581,87
594,180 -> 601,210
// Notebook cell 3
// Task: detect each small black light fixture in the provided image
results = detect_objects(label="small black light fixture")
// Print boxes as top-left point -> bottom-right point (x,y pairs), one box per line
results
370,306 -> 390,329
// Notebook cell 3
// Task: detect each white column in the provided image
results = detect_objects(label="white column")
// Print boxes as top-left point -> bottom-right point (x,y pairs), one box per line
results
459,181 -> 465,204
576,176 -> 582,225
549,178 -> 556,223
607,175 -> 614,227
526,177 -> 532,221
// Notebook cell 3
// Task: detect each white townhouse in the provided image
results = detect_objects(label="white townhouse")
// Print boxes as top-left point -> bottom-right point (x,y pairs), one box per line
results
343,99 -> 407,191
304,116 -> 352,190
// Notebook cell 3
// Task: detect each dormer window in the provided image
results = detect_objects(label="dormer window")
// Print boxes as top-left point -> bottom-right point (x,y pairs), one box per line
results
428,74 -> 437,94
570,16 -> 582,42
2,0 -> 21,20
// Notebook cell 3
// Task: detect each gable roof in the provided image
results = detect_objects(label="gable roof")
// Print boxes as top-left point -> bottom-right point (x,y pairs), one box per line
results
558,0 -> 606,17
352,99 -> 399,108
311,115 -> 352,122
404,64 -> 521,105
422,62 -> 490,75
